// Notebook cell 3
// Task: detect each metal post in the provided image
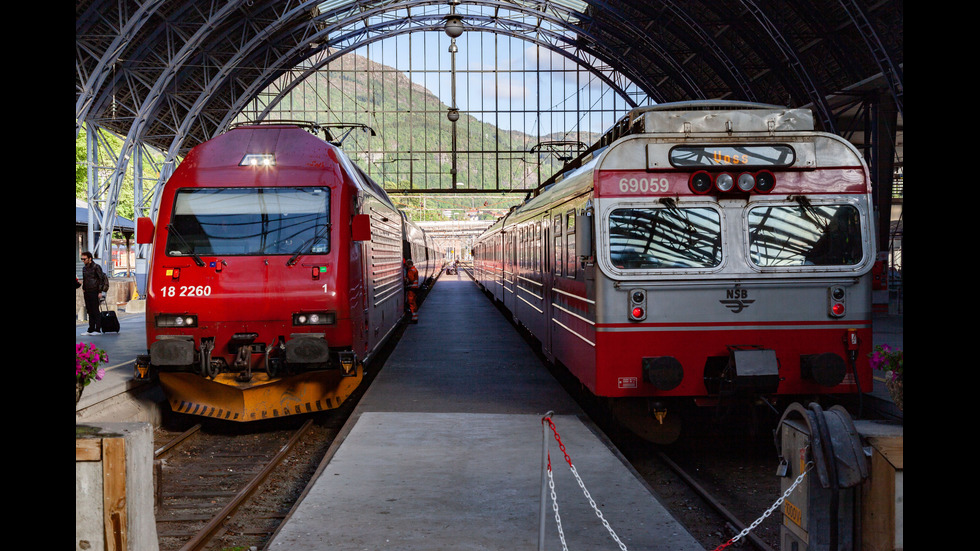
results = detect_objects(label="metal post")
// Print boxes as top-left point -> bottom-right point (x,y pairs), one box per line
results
539,411 -> 553,551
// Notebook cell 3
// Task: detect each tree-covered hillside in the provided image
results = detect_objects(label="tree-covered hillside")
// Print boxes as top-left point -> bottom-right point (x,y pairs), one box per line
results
78,49 -> 600,223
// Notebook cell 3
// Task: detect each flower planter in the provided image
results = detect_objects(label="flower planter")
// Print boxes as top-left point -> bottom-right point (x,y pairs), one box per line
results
885,372 -> 903,412
869,344 -> 902,414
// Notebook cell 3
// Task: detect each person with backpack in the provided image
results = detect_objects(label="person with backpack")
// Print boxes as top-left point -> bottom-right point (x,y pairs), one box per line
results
80,251 -> 109,335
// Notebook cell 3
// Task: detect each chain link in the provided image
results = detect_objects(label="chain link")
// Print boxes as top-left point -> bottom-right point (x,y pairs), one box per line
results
544,415 -> 817,551
548,467 -> 569,551
543,417 -> 629,551
711,461 -> 814,551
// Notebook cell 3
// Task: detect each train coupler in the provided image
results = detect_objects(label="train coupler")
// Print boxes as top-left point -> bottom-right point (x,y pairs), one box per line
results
650,401 -> 668,424
134,355 -> 152,380
704,345 -> 780,396
338,351 -> 357,377
231,335 -> 256,382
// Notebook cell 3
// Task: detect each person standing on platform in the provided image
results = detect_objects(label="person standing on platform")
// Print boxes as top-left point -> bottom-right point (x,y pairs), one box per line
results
405,259 -> 419,323
80,251 -> 108,335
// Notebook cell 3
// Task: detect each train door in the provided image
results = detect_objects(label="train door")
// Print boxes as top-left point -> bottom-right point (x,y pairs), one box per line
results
504,231 -> 517,313
541,213 -> 555,360
354,199 -> 375,359
349,196 -> 368,362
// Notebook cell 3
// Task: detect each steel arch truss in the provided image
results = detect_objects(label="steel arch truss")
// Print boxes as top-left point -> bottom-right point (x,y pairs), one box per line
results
242,7 -> 656,125
76,0 -> 903,262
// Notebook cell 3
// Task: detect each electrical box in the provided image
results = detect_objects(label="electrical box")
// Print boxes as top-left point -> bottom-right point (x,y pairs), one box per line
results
776,403 -> 868,551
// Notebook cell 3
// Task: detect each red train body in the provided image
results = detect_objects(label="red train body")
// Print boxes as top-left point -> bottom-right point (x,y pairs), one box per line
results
473,102 -> 876,442
136,123 -> 437,421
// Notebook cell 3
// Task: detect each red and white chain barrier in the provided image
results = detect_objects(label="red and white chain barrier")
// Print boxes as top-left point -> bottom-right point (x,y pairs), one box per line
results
710,460 -> 813,551
539,413 -> 815,551
541,414 -> 628,551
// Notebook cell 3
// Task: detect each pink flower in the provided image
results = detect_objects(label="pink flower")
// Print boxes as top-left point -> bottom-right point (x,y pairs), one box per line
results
76,342 -> 109,387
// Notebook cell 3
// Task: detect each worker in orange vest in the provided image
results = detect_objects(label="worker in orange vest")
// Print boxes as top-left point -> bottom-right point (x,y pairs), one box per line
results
405,259 -> 419,323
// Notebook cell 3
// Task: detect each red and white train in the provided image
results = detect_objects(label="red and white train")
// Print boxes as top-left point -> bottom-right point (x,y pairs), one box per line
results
472,101 -> 876,442
135,122 -> 438,421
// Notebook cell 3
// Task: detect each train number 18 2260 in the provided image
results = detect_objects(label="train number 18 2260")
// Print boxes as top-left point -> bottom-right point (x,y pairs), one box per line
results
618,177 -> 670,194
159,285 -> 212,297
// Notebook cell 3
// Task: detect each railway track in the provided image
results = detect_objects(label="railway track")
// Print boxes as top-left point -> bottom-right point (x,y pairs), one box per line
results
148,280 -> 784,551
490,293 -> 786,551
592,406 -> 784,551
150,309 -> 413,551
526,333 -> 784,550
152,416 -> 328,551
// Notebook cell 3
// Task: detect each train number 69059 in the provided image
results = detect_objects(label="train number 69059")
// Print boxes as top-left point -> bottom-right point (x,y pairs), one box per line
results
619,177 -> 670,193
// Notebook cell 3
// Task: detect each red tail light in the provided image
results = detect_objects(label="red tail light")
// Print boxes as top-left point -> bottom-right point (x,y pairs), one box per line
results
689,171 -> 713,194
754,170 -> 776,193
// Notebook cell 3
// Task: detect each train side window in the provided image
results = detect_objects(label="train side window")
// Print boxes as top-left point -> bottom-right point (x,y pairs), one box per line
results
520,226 -> 525,271
565,210 -> 576,278
522,226 -> 527,270
536,221 -> 541,274
553,215 -> 563,277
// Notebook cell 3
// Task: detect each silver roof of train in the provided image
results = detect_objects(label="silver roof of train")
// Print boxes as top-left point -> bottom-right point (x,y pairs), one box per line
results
629,101 -> 815,134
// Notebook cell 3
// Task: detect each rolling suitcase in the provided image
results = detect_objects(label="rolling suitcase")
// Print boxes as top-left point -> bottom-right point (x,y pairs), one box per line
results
100,299 -> 120,333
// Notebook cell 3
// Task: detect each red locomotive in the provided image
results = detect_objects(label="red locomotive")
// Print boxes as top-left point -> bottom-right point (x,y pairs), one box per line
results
473,101 -> 876,442
135,122 -> 437,421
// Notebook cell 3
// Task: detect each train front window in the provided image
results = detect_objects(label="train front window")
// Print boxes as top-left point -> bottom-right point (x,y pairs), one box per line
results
608,207 -> 722,269
747,204 -> 862,267
167,187 -> 330,257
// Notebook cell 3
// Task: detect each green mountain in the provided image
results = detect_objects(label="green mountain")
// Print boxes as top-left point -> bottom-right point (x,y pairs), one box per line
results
278,50 -> 598,200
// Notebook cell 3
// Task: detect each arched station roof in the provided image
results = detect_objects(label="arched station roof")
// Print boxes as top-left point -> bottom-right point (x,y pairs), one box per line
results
76,0 -> 902,158
76,0 -> 902,258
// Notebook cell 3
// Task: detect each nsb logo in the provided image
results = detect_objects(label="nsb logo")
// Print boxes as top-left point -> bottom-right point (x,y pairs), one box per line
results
720,287 -> 754,313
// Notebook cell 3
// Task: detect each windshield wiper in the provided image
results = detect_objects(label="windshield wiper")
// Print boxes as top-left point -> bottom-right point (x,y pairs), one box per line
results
287,223 -> 331,266
166,224 -> 206,266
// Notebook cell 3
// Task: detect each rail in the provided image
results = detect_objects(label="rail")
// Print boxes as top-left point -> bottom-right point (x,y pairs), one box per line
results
152,419 -> 316,551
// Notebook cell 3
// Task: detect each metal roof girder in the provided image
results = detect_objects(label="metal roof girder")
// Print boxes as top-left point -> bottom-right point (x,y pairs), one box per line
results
140,1 -> 323,221
76,0 -> 169,134
654,0 -> 759,102
737,0 -> 836,133
837,0 -> 903,117
575,0 -> 706,100
91,0 -> 247,259
217,4 -> 651,131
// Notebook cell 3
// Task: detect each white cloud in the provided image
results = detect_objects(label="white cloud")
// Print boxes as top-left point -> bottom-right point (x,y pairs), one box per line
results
484,74 -> 528,100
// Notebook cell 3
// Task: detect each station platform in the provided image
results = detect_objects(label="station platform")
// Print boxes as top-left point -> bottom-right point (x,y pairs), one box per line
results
266,271 -> 704,549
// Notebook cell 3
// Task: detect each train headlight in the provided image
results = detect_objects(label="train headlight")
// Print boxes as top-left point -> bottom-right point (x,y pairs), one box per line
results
736,173 -> 756,192
240,154 -> 276,167
754,170 -> 776,193
628,289 -> 647,322
689,171 -> 713,194
293,311 -> 337,326
828,286 -> 846,318
155,313 -> 199,328
714,173 -> 734,192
